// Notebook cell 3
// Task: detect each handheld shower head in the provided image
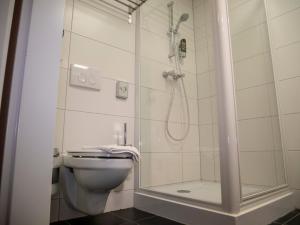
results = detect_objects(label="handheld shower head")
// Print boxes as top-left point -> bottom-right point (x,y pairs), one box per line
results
174,13 -> 189,33
179,13 -> 189,22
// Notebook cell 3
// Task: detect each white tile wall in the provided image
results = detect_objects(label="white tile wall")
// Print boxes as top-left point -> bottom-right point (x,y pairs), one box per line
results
278,77 -> 300,114
231,24 -> 269,62
182,153 -> 201,182
269,7 -> 300,48
194,0 -> 220,183
236,85 -> 274,120
72,1 -> 135,53
139,0 -> 203,189
229,0 -> 266,35
141,152 -> 182,187
234,53 -> 274,90
286,151 -> 300,189
229,0 -> 286,193
140,119 -> 200,154
266,0 -> 300,207
51,0 -> 136,222
200,152 -> 215,181
238,117 -> 275,151
69,34 -> 135,83
267,0 -> 300,19
282,114 -> 300,150
239,151 -> 277,186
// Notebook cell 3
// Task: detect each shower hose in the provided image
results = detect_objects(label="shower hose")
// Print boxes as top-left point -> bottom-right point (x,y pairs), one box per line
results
165,42 -> 190,141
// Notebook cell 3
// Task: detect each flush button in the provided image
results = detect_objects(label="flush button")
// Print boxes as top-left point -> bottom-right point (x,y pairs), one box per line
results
78,73 -> 87,83
70,64 -> 101,91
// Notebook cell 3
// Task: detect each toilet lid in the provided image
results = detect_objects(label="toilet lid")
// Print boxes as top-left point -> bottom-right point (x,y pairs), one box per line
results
67,150 -> 132,159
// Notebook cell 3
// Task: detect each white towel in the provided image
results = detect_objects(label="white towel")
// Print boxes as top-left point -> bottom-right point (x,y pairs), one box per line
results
83,145 -> 140,161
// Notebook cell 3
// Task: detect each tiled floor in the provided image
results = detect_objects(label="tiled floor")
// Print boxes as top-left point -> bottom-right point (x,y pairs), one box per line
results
51,208 -> 184,225
269,209 -> 300,225
51,208 -> 300,225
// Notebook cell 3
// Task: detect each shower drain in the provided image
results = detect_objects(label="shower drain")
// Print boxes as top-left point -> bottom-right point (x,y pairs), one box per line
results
177,189 -> 191,193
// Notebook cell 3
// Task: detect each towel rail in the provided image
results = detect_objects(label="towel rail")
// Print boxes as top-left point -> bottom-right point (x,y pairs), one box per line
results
83,0 -> 148,23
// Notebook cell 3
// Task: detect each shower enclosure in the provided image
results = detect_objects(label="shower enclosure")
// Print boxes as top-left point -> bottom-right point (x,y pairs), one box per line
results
135,0 -> 293,224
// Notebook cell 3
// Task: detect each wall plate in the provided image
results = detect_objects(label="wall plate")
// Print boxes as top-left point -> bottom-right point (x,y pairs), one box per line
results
116,81 -> 128,99
70,64 -> 101,91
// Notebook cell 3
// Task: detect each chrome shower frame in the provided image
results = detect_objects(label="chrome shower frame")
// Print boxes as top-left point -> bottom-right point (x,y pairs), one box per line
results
167,1 -> 176,59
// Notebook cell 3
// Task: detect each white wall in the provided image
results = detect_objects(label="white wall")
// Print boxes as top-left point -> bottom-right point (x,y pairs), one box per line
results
51,0 -> 136,222
9,1 -> 65,225
265,0 -> 300,208
227,0 -> 286,192
139,0 -> 201,188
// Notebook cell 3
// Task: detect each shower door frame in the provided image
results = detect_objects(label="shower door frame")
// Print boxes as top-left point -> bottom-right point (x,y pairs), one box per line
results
134,0 -> 290,215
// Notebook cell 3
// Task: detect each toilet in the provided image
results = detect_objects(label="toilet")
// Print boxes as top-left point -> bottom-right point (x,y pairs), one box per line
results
61,150 -> 133,215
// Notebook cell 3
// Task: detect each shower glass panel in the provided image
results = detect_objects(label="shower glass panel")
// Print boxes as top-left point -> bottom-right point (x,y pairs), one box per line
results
139,0 -> 222,204
228,0 -> 287,198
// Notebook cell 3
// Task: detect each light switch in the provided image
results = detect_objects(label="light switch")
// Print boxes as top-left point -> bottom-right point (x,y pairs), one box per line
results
70,64 -> 101,91
116,81 -> 128,99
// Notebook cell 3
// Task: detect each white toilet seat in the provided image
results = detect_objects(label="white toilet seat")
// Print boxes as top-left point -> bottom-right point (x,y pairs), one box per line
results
67,150 -> 132,159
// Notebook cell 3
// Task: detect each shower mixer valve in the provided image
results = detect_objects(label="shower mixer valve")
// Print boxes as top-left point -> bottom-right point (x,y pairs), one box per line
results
162,70 -> 185,80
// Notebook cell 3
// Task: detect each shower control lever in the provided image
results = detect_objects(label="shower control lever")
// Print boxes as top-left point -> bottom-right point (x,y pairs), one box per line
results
162,70 -> 185,80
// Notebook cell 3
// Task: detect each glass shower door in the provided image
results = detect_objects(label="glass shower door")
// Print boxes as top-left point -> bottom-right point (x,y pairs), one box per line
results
227,0 -> 287,198
138,0 -> 222,204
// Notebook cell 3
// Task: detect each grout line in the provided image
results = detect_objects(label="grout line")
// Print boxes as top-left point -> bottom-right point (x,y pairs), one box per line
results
239,150 -> 283,153
231,21 -> 268,38
275,39 -> 300,50
236,81 -> 275,92
140,54 -> 197,75
197,69 -> 216,76
233,51 -> 270,64
278,74 -> 300,82
140,89 -> 198,101
140,55 -> 197,75
65,108 -> 135,119
287,149 -> 300,152
237,115 -> 280,122
269,5 -> 300,21
229,0 -> 256,10
280,111 -> 300,117
71,31 -> 136,55
283,212 -> 300,224
140,55 -> 197,76
140,25 -> 196,49
139,117 -> 199,126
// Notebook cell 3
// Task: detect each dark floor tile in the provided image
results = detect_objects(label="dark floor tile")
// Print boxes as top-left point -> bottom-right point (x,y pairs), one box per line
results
137,216 -> 184,225
275,210 -> 300,224
67,212 -> 127,225
287,215 -> 300,225
119,222 -> 138,225
112,208 -> 155,222
50,221 -> 70,225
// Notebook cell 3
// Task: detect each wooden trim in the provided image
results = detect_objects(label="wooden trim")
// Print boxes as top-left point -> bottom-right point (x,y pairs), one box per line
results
0,0 -> 23,183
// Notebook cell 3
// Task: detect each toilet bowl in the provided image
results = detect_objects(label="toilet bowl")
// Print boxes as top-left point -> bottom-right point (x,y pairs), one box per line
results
61,151 -> 133,215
